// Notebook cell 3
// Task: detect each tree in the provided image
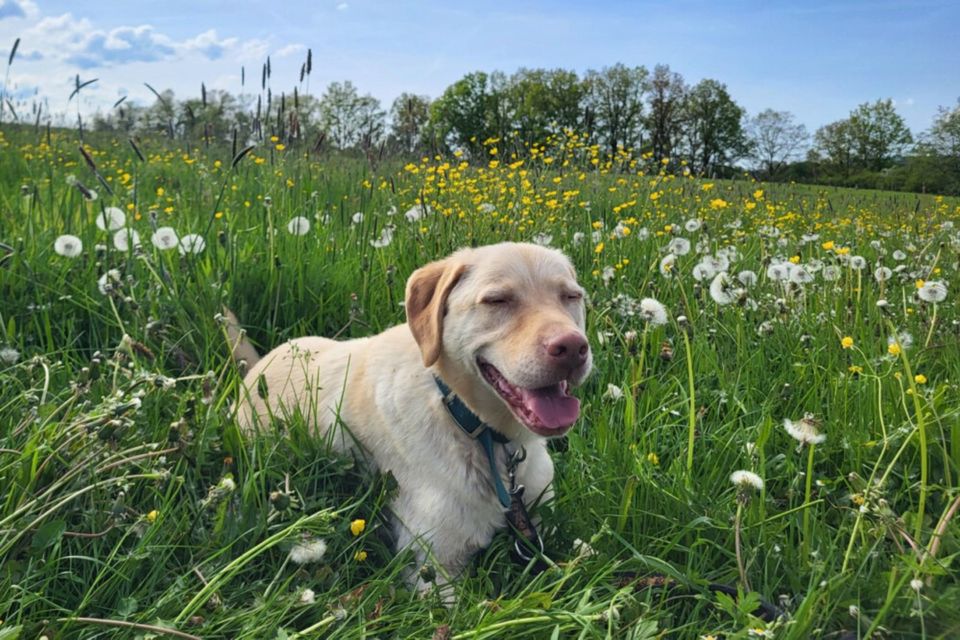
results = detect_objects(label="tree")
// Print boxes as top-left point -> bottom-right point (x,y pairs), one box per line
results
317,81 -> 385,149
923,99 -> 960,166
681,79 -> 748,175
584,63 -> 648,156
644,64 -> 687,164
428,71 -> 508,157
814,119 -> 855,174
388,93 -> 431,155
847,99 -> 912,170
506,68 -> 585,144
747,109 -> 809,177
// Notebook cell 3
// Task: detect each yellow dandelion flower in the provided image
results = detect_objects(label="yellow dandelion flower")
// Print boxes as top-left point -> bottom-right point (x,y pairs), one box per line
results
146,510 -> 159,523
841,336 -> 854,349
354,550 -> 368,562
914,374 -> 927,384
888,342 -> 902,356
350,519 -> 366,537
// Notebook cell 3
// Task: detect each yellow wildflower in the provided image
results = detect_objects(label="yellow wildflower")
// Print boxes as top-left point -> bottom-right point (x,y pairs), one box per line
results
350,519 -> 366,537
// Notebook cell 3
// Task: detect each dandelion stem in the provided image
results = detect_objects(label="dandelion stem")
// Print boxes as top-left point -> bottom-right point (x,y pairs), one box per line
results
923,303 -> 937,349
681,326 -> 696,477
802,443 -> 816,560
734,499 -> 751,592
888,319 -> 929,543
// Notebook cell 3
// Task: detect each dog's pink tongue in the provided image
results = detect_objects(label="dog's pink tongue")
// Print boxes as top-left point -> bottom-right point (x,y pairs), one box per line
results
520,385 -> 580,429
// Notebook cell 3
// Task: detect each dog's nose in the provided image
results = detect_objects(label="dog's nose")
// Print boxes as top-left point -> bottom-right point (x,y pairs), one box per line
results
545,332 -> 589,367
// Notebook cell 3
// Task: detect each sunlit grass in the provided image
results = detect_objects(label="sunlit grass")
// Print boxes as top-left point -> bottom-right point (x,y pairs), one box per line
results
1,124 -> 959,638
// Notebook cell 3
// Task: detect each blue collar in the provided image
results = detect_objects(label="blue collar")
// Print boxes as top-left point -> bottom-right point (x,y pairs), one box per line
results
434,375 -> 513,508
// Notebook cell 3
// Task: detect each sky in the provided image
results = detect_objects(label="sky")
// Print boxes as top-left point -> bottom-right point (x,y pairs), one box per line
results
0,0 -> 957,134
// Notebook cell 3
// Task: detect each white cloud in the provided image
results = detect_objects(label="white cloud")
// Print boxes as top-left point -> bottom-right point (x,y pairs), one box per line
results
276,43 -> 306,58
0,0 -> 38,21
337,3 -> 349,11
0,5 -> 292,116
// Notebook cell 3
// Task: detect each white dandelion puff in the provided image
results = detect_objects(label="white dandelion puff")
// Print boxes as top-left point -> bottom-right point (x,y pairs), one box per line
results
95,206 -> 126,231
659,253 -> 677,278
604,384 -> 624,401
730,470 -> 764,491
766,262 -> 791,282
638,298 -> 668,326
709,272 -> 737,305
300,588 -> 316,604
151,227 -> 179,250
784,415 -> 826,446
351,212 -> 364,225
97,269 -> 122,295
112,228 -> 141,252
405,203 -> 432,222
178,233 -> 206,255
873,266 -> 892,283
788,266 -> 814,285
822,265 -> 841,281
917,280 -> 947,303
287,216 -> 311,236
370,224 -> 395,248
738,270 -> 758,287
0,347 -> 20,364
849,256 -> 867,270
54,234 -> 83,258
289,538 -> 328,565
692,261 -> 717,282
667,237 -> 691,256
892,250 -> 907,261
572,231 -> 586,246
532,232 -> 553,246
684,219 -> 702,233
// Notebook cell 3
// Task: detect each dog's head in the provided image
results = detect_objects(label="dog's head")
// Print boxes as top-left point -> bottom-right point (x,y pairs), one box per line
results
405,242 -> 592,438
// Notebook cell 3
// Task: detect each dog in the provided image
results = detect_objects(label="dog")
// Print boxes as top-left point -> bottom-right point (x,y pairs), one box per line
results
229,242 -> 592,592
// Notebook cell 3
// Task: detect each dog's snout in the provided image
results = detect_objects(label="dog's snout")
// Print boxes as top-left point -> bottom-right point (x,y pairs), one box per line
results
545,332 -> 589,367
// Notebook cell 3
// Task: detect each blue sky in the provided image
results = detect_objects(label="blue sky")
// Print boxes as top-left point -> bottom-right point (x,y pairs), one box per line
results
0,0 -> 956,133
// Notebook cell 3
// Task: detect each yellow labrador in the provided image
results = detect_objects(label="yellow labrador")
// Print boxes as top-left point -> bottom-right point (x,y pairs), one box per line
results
230,242 -> 591,590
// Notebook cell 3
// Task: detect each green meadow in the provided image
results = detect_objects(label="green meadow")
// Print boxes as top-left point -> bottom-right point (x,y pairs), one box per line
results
1,125 -> 959,639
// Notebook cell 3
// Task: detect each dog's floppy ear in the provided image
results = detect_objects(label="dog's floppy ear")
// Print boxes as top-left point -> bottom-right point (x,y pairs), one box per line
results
405,258 -> 467,367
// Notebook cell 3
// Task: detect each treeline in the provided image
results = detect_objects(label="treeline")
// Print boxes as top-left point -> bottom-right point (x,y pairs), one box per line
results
78,61 -> 960,194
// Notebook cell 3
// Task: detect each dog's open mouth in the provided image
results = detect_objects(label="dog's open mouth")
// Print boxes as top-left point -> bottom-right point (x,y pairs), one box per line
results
478,360 -> 580,436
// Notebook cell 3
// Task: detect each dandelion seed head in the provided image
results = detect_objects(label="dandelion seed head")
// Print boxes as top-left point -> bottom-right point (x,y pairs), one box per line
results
638,298 -> 668,326
917,280 -> 947,303
151,227 -> 178,250
784,415 -> 826,446
287,216 -> 311,236
54,234 -> 83,258
667,237 -> 691,256
0,347 -> 20,364
178,233 -> 206,255
730,470 -> 764,491
289,538 -> 327,565
113,228 -> 141,252
96,207 -> 126,231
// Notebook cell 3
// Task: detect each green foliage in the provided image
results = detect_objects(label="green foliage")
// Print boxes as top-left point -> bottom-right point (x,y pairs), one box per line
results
0,125 -> 959,638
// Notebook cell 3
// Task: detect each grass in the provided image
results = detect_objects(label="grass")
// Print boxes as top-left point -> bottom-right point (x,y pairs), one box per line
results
1,124 -> 959,638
